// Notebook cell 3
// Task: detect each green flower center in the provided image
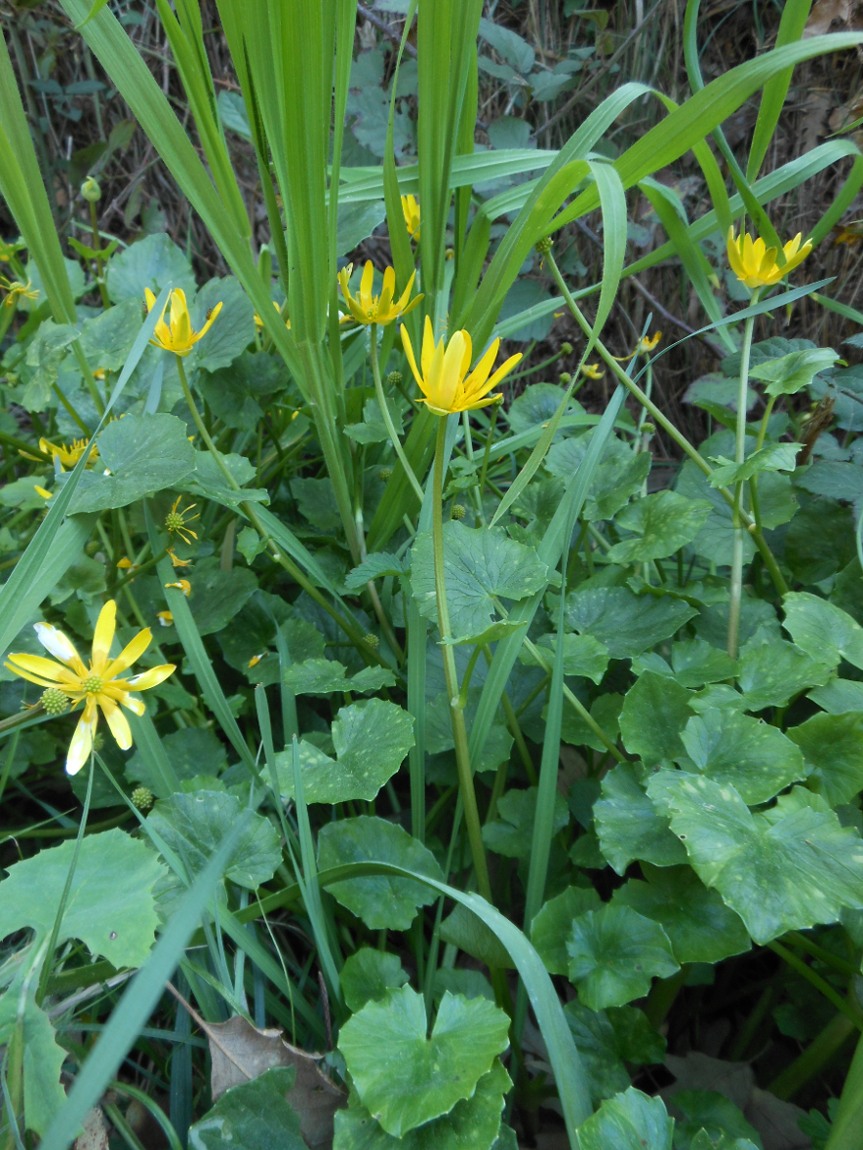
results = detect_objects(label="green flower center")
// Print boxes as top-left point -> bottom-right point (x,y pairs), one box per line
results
165,512 -> 183,532
82,674 -> 104,695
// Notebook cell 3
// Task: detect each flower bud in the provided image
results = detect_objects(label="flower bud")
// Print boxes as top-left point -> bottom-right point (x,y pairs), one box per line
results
81,176 -> 102,203
451,504 -> 467,521
131,786 -> 155,811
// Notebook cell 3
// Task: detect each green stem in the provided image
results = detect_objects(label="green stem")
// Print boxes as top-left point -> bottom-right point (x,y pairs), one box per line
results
825,1026 -> 863,1150
369,327 -> 425,504
521,635 -> 625,763
769,939 -> 862,1026
545,250 -> 787,602
769,1011 -> 857,1101
432,417 -> 492,902
728,300 -> 758,658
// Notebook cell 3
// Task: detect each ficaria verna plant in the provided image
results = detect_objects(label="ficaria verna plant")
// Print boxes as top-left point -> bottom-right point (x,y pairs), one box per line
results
3,3 -> 863,1149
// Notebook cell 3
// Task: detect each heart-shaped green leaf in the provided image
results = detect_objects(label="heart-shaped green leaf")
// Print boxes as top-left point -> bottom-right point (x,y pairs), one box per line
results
338,987 -> 510,1137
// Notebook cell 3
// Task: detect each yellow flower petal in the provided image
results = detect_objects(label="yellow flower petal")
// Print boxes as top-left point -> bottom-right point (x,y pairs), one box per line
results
400,319 -> 521,416
67,710 -> 97,776
338,261 -> 422,326
5,598 -> 175,774
727,226 -> 812,290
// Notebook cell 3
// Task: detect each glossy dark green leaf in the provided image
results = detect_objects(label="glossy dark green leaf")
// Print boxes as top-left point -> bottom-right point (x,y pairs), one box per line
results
611,866 -> 750,965
619,671 -> 694,766
566,904 -> 679,1010
565,586 -> 698,660
789,712 -> 863,805
594,762 -> 687,874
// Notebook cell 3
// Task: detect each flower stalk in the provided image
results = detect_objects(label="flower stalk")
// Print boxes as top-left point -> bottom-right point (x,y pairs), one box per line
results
368,327 -> 426,504
432,417 -> 492,903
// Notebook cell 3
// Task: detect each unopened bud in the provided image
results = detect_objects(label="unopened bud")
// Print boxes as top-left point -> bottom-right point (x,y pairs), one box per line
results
81,176 -> 101,203
559,372 -> 572,385
560,342 -> 573,356
131,785 -> 154,811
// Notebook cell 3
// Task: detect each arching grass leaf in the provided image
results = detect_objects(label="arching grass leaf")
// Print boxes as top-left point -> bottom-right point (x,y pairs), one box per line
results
318,817 -> 443,930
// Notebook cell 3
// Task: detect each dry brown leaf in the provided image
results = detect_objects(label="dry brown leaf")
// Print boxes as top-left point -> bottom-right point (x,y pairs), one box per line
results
206,1015 -> 344,1148
73,1107 -> 110,1150
806,0 -> 855,36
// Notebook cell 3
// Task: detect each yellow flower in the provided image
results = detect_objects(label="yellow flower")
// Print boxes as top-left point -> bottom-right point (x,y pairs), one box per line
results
338,261 -> 422,326
167,549 -> 193,569
726,227 -> 812,290
0,276 -> 39,308
144,287 -> 222,356
165,578 -> 192,597
580,363 -> 604,380
5,600 -> 175,775
613,331 -> 662,362
400,316 -> 522,416
38,436 -> 98,470
254,300 -> 288,330
164,497 -> 199,547
156,611 -> 174,627
401,195 -> 421,242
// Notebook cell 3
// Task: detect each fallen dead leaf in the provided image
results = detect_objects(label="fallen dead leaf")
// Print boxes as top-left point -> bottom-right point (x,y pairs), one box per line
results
206,1015 -> 344,1148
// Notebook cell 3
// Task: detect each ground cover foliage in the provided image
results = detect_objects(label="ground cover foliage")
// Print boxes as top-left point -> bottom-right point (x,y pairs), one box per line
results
3,1 -> 863,1147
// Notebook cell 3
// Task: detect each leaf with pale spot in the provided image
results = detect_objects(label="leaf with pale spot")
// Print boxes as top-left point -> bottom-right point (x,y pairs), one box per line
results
0,828 -> 164,968
647,772 -> 863,944
677,710 -> 807,804
411,523 -> 548,641
274,698 -> 414,804
606,491 -> 712,563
